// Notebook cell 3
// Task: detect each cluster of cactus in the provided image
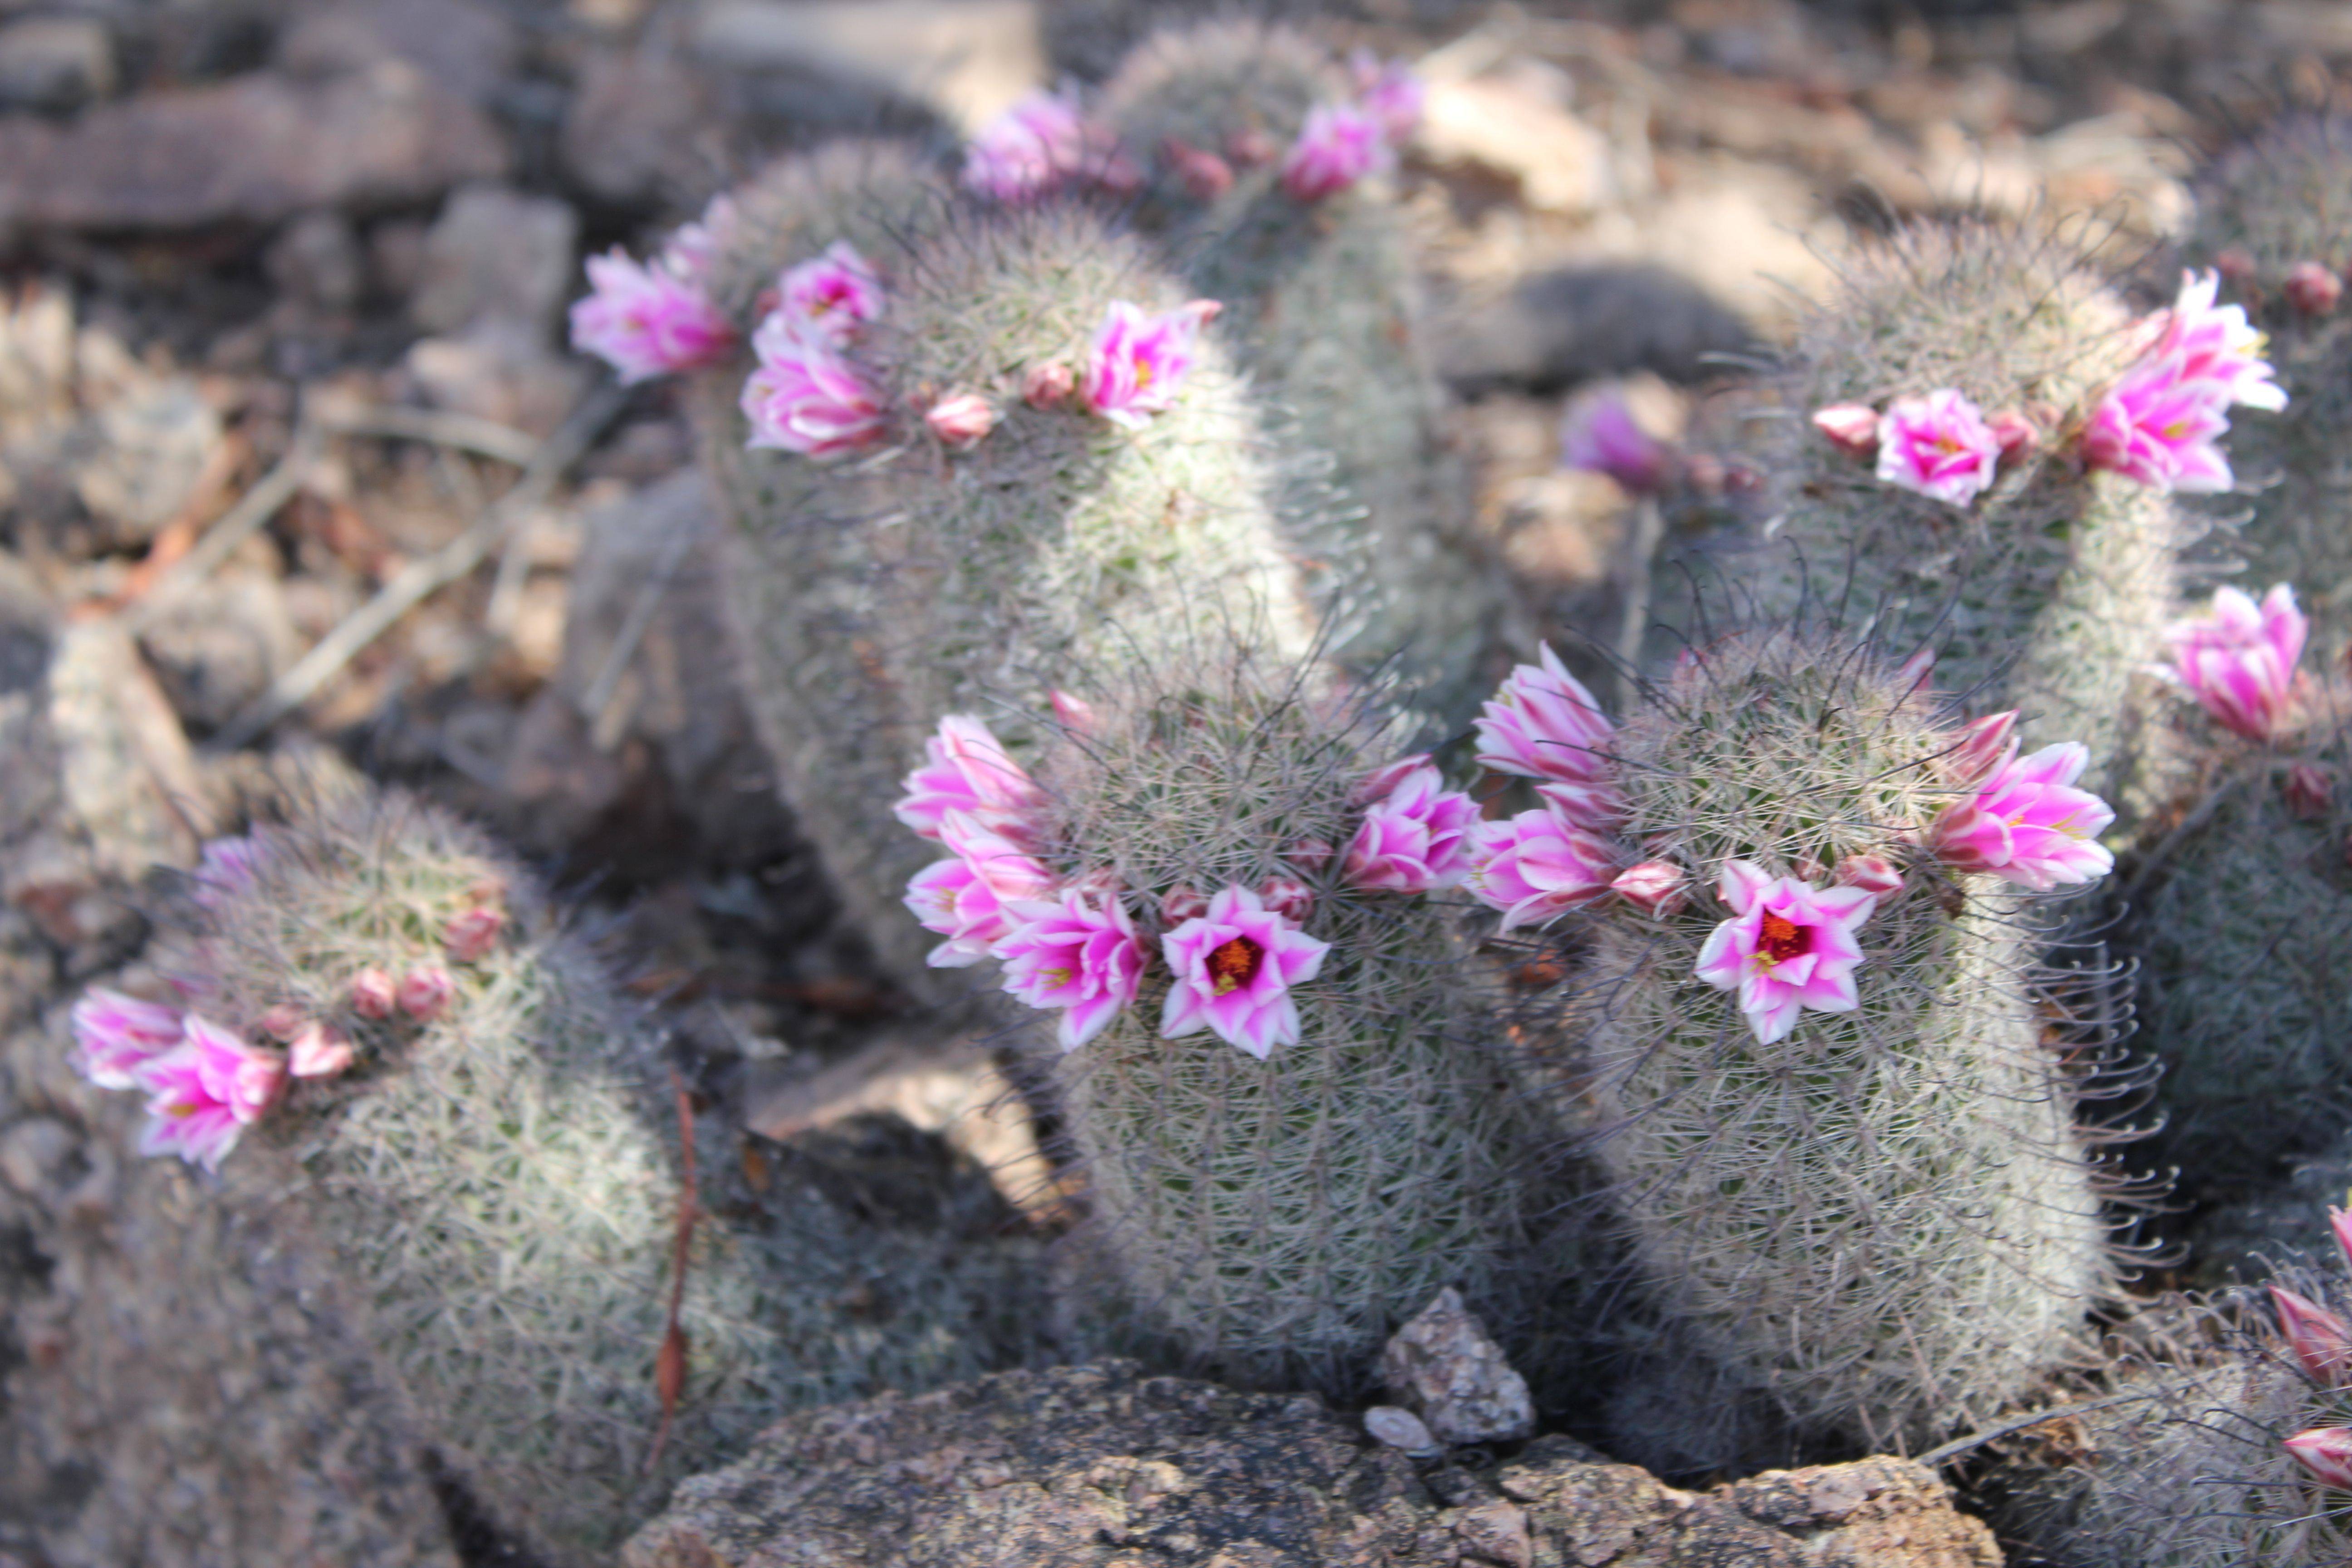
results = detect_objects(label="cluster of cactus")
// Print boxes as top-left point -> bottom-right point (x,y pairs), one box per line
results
1486,629 -> 2126,1473
68,785 -> 1037,1563
2001,1200 -> 2352,1565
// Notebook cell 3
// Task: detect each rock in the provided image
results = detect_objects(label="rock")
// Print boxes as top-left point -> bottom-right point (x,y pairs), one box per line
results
0,64 -> 509,236
136,570 -> 303,735
69,377 -> 223,547
691,0 -> 1045,132
560,48 -> 721,211
1438,264 -> 1761,395
1379,1285 -> 1537,1446
265,210 -> 366,316
0,16 -> 115,113
0,1115 -> 71,1195
402,321 -> 588,438
410,183 -> 579,340
275,0 -> 521,109
622,1362 -> 2003,1568
1419,72 -> 1616,216
1364,1404 -> 1441,1455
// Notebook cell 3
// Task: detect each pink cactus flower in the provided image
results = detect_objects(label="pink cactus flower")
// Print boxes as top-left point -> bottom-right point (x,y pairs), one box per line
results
2333,1206 -> 2352,1273
1874,388 -> 2001,506
1611,860 -> 1688,916
1811,402 -> 1880,459
569,248 -> 736,384
1280,102 -> 1390,201
134,1016 -> 282,1171
1464,809 -> 1618,932
1023,361 -> 1076,408
1048,689 -> 1096,736
2080,355 -> 2237,493
904,812 -> 1058,967
1354,752 -> 1433,806
994,888 -> 1150,1050
1694,861 -> 1877,1045
288,1022 -> 357,1080
1932,741 -> 2116,892
1833,853 -> 1905,897
1350,50 -> 1426,143
397,966 -> 457,1021
2149,270 -> 2288,413
659,193 -> 738,288
255,1003 -> 306,1042
1158,885 -> 1331,1060
2273,1286 -> 2352,1387
2285,1427 -> 2352,1491
961,91 -> 1133,201
349,967 -> 397,1020
2287,260 -> 2343,315
192,833 -> 264,910
2287,763 -> 2335,821
894,714 -> 1049,845
1561,392 -> 1668,495
69,988 -> 185,1090
1941,710 -> 2020,784
443,905 -> 505,964
773,241 -> 885,346
740,313 -> 889,458
2163,584 -> 2308,742
1085,299 -> 1220,430
1534,781 -> 1625,833
1163,137 -> 1235,201
1473,643 -> 1616,786
1343,763 -> 1480,893
925,393 -> 997,449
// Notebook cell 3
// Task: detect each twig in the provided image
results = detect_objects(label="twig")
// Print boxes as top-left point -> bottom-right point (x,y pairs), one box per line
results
124,424 -> 320,634
1616,495 -> 1665,708
209,382 -> 627,752
1914,1390 -> 2161,1467
645,1064 -> 700,1476
317,404 -> 540,467
580,524 -> 695,749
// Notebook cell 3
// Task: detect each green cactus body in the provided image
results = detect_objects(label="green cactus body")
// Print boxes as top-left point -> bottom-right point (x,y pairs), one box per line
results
1099,22 -> 1510,724
2186,114 -> 2352,662
1752,220 -> 2180,798
996,647 -> 1593,1400
1576,631 -> 2112,1469
185,789 -> 1034,1562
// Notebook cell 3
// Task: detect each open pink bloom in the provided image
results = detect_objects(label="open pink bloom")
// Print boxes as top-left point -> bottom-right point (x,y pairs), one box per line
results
349,967 -> 397,1020
2149,270 -> 2287,413
1811,402 -> 1880,458
1085,299 -> 1220,429
1473,643 -> 1616,785
1874,388 -> 2001,506
1694,862 -> 1877,1045
904,812 -> 1057,968
1464,809 -> 1617,932
776,242 -> 885,346
570,248 -> 735,384
1343,763 -> 1480,893
659,193 -> 738,288
2285,1427 -> 2352,1491
1355,752 -> 1432,805
1280,102 -> 1391,201
1562,392 -> 1668,495
1534,781 -> 1625,833
960,91 -> 1132,201
2273,1286 -> 2352,1387
894,714 -> 1049,845
2081,354 -> 2237,493
1933,741 -> 2116,891
1159,885 -> 1330,1060
443,905 -> 505,964
192,833 -> 264,910
1350,50 -> 1426,142
994,888 -> 1149,1051
2164,584 -> 2307,742
741,313 -> 888,457
397,966 -> 456,1021
70,988 -> 184,1090
1611,860 -> 1688,916
925,393 -> 997,448
134,1016 -> 282,1171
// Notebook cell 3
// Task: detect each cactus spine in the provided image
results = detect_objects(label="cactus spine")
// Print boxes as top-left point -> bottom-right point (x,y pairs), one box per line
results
1099,21 -> 1512,723
164,787 -> 1034,1562
1573,631 -> 2114,1470
1749,219 -> 2181,794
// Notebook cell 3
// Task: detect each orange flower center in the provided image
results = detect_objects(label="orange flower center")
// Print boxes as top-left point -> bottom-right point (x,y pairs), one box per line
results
1208,935 -> 1263,995
1758,911 -> 1808,966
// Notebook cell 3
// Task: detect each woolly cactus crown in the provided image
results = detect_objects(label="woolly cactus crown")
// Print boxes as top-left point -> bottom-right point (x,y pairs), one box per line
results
1096,19 -> 1341,172
2191,113 -> 2352,286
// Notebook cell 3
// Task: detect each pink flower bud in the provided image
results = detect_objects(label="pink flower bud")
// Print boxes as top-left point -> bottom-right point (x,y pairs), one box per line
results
289,1022 -> 357,1079
257,1003 -> 308,1042
443,906 -> 506,964
349,967 -> 397,1020
1285,839 -> 1336,873
1354,752 -> 1433,805
1610,860 -> 1688,916
2274,1285 -> 2352,1387
1895,648 -> 1935,692
1810,402 -> 1881,458
1942,710 -> 2019,784
1023,361 -> 1076,408
2284,1426 -> 2352,1491
397,966 -> 457,1021
1161,886 -> 1208,924
1833,853 -> 1905,897
2214,246 -> 2258,285
1258,877 -> 1315,924
1988,408 -> 2040,462
1049,688 -> 1096,736
2287,762 -> 2335,821
2287,260 -> 2343,316
925,393 -> 997,449
1225,127 -> 1279,168
2333,1206 -> 2352,1274
1163,137 -> 1235,201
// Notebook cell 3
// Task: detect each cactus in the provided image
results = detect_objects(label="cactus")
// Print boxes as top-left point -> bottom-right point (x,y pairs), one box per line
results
1560,628 -> 2118,1470
105,786 -> 1037,1563
1742,217 -> 2184,797
697,165 -> 1320,992
1098,21 -> 1513,724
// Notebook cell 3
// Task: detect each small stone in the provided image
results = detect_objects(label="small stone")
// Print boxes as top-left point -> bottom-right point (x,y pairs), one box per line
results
410,183 -> 579,340
276,0 -> 521,108
266,211 -> 366,316
1363,1405 -> 1438,1454
71,378 -> 224,547
559,49 -> 719,210
0,17 -> 116,114
137,572 -> 302,735
0,1117 -> 75,1196
1378,1286 -> 1535,1446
